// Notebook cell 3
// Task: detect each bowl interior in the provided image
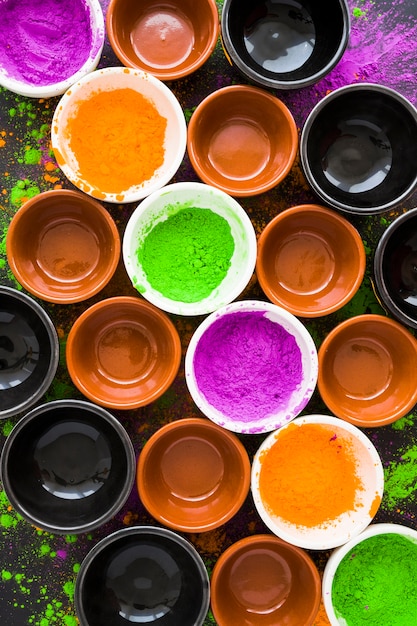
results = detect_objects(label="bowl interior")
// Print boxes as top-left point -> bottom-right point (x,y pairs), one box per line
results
256,205 -> 365,316
75,527 -> 210,625
137,418 -> 250,531
7,190 -> 120,303
66,297 -> 181,409
251,415 -> 384,551
107,0 -> 219,80
302,87 -> 417,213
187,86 -> 297,196
0,401 -> 135,533
211,535 -> 321,626
51,67 -> 186,203
222,0 -> 348,87
318,315 -> 417,426
0,288 -> 59,419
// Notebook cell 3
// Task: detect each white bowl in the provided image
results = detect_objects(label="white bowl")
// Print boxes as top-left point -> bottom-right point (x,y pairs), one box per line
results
123,182 -> 257,315
185,300 -> 318,432
251,415 -> 384,550
322,523 -> 417,625
0,0 -> 104,98
51,67 -> 187,203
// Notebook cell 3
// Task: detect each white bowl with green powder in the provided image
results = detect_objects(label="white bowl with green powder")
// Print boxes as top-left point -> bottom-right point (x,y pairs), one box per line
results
122,182 -> 257,315
322,523 -> 417,625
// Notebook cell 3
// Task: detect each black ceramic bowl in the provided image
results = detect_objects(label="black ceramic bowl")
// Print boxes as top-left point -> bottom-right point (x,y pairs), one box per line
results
373,208 -> 417,329
300,83 -> 417,215
221,0 -> 350,90
0,399 -> 136,534
0,286 -> 59,419
75,526 -> 210,626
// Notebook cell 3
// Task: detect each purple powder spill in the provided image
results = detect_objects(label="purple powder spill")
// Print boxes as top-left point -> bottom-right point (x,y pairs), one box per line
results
0,0 -> 94,86
192,310 -> 303,425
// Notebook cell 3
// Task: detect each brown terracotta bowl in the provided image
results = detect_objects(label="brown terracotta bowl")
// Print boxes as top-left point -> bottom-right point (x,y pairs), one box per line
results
256,204 -> 366,317
106,0 -> 219,81
187,85 -> 298,197
137,417 -> 251,532
6,189 -> 120,304
210,534 -> 321,626
66,296 -> 181,410
318,314 -> 417,427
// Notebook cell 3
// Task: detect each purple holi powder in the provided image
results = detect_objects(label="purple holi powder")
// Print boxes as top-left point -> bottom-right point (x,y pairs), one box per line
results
0,0 -> 94,86
192,310 -> 303,424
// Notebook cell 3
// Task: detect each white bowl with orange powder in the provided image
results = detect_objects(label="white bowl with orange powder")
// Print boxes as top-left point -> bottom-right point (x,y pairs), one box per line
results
51,66 -> 187,203
251,414 -> 384,551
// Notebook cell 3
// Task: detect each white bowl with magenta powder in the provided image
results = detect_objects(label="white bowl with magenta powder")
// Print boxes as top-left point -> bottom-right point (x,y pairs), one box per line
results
185,300 -> 318,433
251,414 -> 384,551
0,0 -> 104,98
51,67 -> 187,203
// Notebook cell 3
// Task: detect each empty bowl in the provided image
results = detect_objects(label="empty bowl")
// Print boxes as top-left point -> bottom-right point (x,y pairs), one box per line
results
75,525 -> 210,625
220,0 -> 350,90
0,0 -> 104,98
6,189 -> 120,304
187,85 -> 298,196
256,204 -> 366,317
106,0 -> 219,81
318,314 -> 417,427
122,182 -> 257,316
0,286 -> 59,420
322,523 -> 417,626
185,300 -> 318,434
210,534 -> 321,626
66,296 -> 181,410
300,83 -> 417,214
51,66 -> 187,203
0,399 -> 136,534
373,208 -> 417,330
251,415 -> 384,551
137,417 -> 251,532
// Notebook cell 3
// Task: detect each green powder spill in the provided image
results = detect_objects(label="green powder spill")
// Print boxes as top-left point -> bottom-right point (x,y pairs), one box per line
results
137,206 -> 235,302
392,413 -> 416,430
23,147 -> 42,165
10,178 -> 40,208
383,445 -> 417,510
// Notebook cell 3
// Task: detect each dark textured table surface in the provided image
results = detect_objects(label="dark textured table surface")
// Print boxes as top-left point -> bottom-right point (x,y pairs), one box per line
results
2,1 -> 417,624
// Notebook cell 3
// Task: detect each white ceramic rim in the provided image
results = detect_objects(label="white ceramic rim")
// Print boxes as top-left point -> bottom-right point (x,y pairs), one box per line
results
0,0 -> 105,98
184,300 -> 318,432
122,182 -> 257,315
251,414 -> 385,550
51,67 -> 187,203
322,522 -> 417,625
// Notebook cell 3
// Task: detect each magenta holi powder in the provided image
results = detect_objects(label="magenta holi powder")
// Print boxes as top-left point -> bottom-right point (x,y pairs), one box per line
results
0,0 -> 94,86
192,309 -> 303,428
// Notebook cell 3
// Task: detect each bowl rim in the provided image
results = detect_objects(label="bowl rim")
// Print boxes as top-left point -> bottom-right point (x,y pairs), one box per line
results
106,0 -> 220,81
187,84 -> 298,196
251,414 -> 385,551
66,295 -> 182,409
0,0 -> 105,98
317,313 -> 417,427
300,83 -> 417,214
0,399 -> 137,534
137,416 -> 251,532
256,204 -> 366,316
322,522 -> 417,625
6,189 -> 121,304
184,299 -> 318,434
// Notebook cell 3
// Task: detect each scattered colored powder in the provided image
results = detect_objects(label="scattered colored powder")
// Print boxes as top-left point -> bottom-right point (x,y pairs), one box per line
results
24,147 -> 42,165
391,413 -> 416,430
62,88 -> 167,195
0,0 -> 94,86
258,423 -> 364,527
331,533 -> 417,625
138,206 -> 235,302
192,310 -> 302,427
383,445 -> 417,510
10,179 -> 40,208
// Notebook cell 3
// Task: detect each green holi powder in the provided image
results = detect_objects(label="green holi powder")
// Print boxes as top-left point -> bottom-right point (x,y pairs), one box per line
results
2,569 -> 13,581
24,147 -> 42,165
1,418 -> 15,436
10,178 -> 40,208
137,206 -> 235,302
63,579 -> 75,602
332,533 -> 417,625
353,7 -> 366,17
383,445 -> 417,510
392,413 -> 416,430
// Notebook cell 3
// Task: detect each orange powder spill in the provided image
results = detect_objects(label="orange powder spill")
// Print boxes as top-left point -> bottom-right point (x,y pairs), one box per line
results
259,423 -> 364,527
64,88 -> 167,194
